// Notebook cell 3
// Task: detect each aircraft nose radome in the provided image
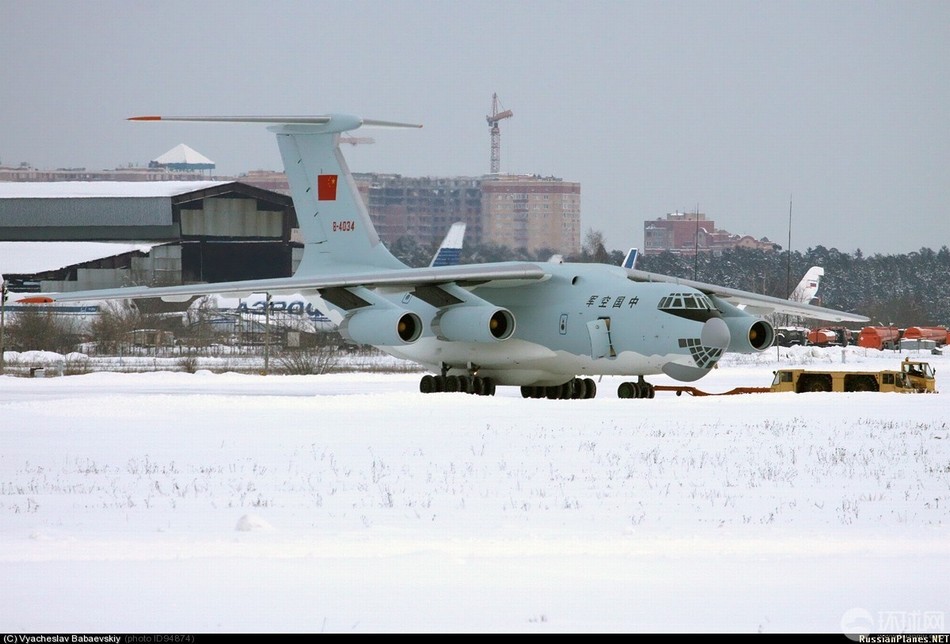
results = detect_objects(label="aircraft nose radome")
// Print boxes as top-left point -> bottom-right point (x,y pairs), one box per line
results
701,317 -> 731,349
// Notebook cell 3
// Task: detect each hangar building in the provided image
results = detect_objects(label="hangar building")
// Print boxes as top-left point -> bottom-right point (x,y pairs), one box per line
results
0,181 -> 299,292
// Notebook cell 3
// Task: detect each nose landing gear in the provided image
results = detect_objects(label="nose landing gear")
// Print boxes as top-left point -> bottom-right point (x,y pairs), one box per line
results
617,378 -> 656,399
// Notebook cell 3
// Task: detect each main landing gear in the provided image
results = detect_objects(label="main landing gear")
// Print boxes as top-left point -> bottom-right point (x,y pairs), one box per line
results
617,377 -> 655,399
419,373 -> 497,396
520,377 -> 597,400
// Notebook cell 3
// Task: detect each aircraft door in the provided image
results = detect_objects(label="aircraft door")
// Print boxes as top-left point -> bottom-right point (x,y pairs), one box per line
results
587,317 -> 616,359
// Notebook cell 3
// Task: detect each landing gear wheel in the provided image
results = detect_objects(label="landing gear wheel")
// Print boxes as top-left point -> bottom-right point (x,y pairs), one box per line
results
584,378 -> 596,399
618,380 -> 655,399
572,378 -> 587,399
470,376 -> 484,396
444,375 -> 459,393
420,374 -> 435,394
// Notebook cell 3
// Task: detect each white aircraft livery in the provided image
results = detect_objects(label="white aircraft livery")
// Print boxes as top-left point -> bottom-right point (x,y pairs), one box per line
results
788,266 -> 824,304
49,114 -> 869,399
1,290 -> 137,333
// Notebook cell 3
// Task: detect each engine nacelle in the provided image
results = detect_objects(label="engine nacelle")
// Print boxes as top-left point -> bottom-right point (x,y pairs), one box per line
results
338,308 -> 422,346
722,316 -> 774,353
432,305 -> 515,343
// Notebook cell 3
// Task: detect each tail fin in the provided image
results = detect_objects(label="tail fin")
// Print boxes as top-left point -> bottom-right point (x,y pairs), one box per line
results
789,266 -> 823,303
429,222 -> 466,267
129,114 -> 421,276
622,248 -> 639,269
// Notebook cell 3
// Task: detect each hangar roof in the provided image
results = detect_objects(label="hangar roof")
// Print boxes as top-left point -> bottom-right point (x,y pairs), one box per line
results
0,181 -> 227,198
0,181 -> 295,242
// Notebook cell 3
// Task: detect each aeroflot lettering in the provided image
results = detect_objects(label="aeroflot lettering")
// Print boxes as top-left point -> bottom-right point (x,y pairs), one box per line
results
237,301 -> 328,320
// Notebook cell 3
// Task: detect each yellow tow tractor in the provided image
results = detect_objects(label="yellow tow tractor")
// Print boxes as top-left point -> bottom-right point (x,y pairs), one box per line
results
652,358 -> 937,397
769,358 -> 937,394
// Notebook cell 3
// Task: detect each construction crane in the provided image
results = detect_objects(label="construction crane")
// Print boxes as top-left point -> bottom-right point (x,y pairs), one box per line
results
486,93 -> 513,174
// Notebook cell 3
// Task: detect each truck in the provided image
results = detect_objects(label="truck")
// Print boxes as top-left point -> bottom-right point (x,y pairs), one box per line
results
770,358 -> 937,394
903,326 -> 948,347
807,326 -> 852,347
857,326 -> 901,350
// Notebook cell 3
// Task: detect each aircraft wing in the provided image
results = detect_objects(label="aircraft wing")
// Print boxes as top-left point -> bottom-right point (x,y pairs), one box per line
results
47,262 -> 549,304
625,268 -> 869,323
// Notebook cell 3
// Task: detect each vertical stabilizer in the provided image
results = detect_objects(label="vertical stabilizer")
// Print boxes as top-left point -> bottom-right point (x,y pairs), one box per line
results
622,248 -> 639,270
789,266 -> 824,303
129,114 -> 421,276
271,118 -> 412,275
429,222 -> 466,267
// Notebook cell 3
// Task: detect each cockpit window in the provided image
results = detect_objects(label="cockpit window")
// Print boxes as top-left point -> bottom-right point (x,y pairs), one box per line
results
657,292 -> 718,323
658,293 -> 713,311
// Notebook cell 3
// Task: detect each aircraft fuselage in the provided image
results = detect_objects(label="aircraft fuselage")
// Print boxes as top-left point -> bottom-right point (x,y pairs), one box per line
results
315,262 -> 737,387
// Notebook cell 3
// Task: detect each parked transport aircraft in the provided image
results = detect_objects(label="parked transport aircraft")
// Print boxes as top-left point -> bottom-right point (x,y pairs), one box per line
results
788,266 -> 824,304
0,288 -> 137,334
48,114 -> 868,399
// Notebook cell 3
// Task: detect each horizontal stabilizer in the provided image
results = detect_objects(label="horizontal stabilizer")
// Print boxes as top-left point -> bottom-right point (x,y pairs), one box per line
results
129,114 -> 422,131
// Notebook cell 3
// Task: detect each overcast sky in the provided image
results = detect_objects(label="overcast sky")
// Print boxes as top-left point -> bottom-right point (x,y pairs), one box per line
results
2,0 -> 948,256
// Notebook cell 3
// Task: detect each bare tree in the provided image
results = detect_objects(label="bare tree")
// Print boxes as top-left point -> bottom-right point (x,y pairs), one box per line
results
89,301 -> 142,354
6,307 -> 81,354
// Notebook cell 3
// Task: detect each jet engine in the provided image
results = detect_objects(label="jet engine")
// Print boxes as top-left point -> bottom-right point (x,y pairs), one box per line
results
432,306 -> 515,343
722,316 -> 774,353
338,308 -> 422,346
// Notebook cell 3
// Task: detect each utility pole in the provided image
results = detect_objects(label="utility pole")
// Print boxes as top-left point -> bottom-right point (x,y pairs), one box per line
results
786,195 -> 793,298
263,292 -> 271,375
0,280 -> 7,375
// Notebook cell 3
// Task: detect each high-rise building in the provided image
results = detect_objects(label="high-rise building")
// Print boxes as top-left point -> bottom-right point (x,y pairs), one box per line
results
480,175 -> 581,255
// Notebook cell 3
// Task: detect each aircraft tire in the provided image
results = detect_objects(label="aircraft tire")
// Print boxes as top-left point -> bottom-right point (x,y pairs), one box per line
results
520,386 -> 533,399
470,376 -> 483,396
445,375 -> 459,393
584,378 -> 596,399
458,375 -> 472,394
420,374 -> 435,394
572,378 -> 587,400
618,382 -> 635,399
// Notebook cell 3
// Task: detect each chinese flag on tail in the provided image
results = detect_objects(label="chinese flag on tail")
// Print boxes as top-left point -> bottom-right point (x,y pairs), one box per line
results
317,174 -> 338,200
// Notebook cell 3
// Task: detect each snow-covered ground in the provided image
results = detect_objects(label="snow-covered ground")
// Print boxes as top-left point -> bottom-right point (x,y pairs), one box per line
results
1,345 -> 947,634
